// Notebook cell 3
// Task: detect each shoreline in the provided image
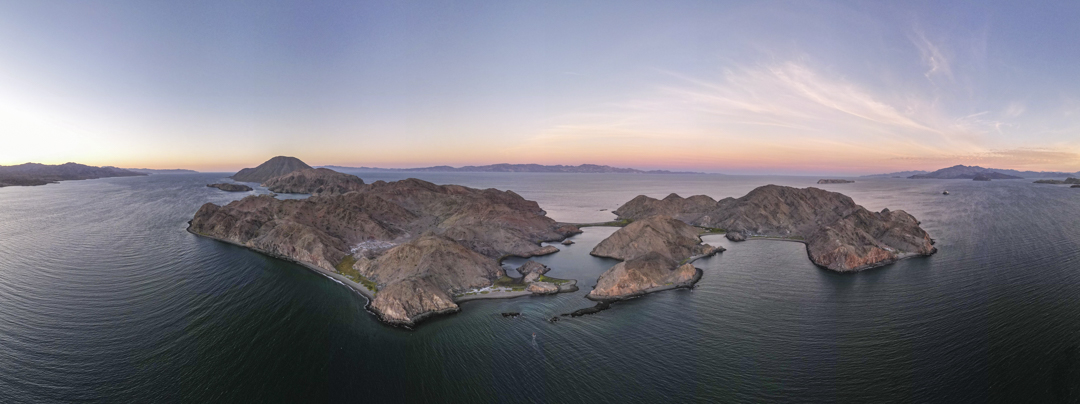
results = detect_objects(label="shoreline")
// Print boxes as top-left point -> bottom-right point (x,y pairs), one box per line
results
585,268 -> 703,302
730,233 -> 936,272
186,223 -> 578,328
455,280 -> 579,303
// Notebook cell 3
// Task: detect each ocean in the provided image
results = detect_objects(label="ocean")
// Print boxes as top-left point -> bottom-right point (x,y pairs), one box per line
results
1,172 -> 1079,403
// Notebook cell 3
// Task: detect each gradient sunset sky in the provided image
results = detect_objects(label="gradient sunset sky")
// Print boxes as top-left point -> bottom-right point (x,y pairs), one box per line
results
2,1 -> 1079,174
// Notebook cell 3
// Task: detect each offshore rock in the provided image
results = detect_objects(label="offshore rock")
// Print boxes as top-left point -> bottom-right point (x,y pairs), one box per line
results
817,179 -> 854,184
587,253 -> 700,300
517,261 -> 550,283
613,185 -> 935,272
207,183 -> 252,192
527,282 -> 559,295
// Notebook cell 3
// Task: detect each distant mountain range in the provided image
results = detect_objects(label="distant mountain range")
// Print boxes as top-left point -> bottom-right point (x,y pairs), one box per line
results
124,168 -> 199,174
860,170 -> 930,178
0,163 -> 145,187
866,165 -> 1079,179
321,163 -> 704,175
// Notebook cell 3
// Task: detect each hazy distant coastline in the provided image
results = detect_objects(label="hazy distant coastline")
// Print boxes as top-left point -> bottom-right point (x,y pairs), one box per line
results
865,165 -> 1080,179
321,163 -> 705,175
124,168 -> 199,174
0,163 -> 144,187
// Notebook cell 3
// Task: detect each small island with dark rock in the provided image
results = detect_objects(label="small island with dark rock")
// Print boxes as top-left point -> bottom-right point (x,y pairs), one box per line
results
817,179 -> 854,184
206,183 -> 253,192
1034,178 -> 1080,185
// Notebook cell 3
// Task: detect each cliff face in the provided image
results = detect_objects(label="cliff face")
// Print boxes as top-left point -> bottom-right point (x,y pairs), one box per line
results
588,253 -> 701,299
613,185 -> 935,272
231,156 -> 312,183
586,216 -> 719,300
361,234 -> 504,324
262,168 -> 366,195
190,177 -> 579,326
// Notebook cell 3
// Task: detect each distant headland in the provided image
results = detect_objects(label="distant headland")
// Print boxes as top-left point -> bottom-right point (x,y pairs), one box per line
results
0,162 -> 145,188
321,163 -> 705,175
866,165 -> 1079,179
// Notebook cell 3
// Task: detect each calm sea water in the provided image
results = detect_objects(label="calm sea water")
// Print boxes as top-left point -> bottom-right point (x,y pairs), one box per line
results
2,172 -> 1080,403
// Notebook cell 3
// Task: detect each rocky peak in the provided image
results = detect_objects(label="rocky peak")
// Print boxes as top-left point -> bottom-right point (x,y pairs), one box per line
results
231,156 -> 312,183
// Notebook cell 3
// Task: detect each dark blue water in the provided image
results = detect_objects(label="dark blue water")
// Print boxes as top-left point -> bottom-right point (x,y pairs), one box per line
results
1,173 -> 1079,403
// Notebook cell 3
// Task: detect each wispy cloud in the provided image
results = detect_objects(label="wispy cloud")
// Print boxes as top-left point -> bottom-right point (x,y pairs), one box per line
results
911,29 -> 953,81
510,59 -> 1080,172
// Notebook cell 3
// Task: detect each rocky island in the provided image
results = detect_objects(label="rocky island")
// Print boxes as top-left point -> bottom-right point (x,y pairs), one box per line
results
190,157 -> 580,326
207,183 -> 253,192
612,185 -> 936,272
0,162 -> 145,187
909,165 -> 1022,180
587,215 -> 721,300
817,179 -> 854,184
230,156 -> 312,183
1034,178 -> 1080,185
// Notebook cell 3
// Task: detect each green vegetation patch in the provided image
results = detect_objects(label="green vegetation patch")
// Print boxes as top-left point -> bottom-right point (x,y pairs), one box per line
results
536,275 -> 570,285
576,218 -> 633,228
699,227 -> 726,234
493,276 -> 519,288
335,255 -> 378,293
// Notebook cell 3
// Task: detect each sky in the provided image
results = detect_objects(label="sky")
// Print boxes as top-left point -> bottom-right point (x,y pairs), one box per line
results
1,1 -> 1079,175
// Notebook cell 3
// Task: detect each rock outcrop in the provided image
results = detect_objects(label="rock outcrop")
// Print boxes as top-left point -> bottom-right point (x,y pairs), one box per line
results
612,185 -> 935,272
527,282 -> 559,295
817,179 -> 854,184
589,253 -> 701,300
231,156 -> 312,183
516,261 -> 550,283
189,176 -> 579,326
207,183 -> 253,192
590,215 -> 719,261
585,216 -> 719,300
262,168 -> 366,195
